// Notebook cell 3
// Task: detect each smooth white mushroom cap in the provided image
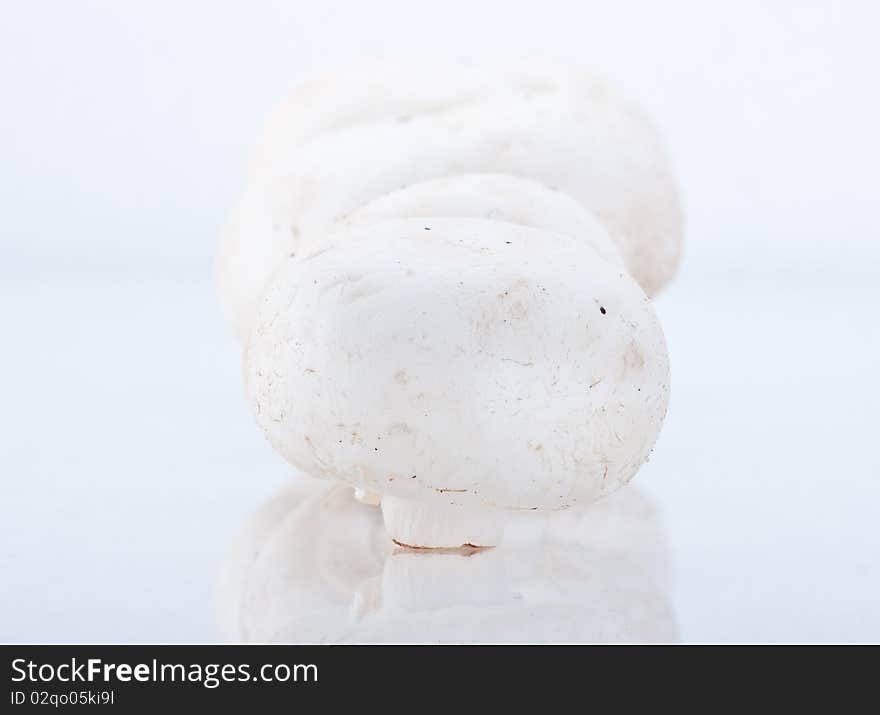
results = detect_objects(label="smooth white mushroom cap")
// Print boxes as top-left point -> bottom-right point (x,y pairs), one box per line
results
218,61 -> 682,344
247,60 -> 613,176
245,218 -> 670,529
348,174 -> 624,268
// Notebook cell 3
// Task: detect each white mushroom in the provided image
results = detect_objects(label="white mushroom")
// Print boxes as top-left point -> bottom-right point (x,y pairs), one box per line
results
247,60 -> 626,178
245,218 -> 670,547
221,61 -> 681,548
217,61 -> 682,344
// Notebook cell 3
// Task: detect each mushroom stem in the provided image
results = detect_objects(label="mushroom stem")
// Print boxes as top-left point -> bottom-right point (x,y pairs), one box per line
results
381,496 -> 505,549
353,488 -> 382,506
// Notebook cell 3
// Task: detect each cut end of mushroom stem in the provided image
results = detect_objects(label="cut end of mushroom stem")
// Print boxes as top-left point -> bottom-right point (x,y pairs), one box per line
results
353,488 -> 382,506
381,495 -> 505,549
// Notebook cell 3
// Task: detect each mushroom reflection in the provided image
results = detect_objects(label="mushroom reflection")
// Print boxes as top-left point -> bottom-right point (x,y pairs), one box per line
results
217,476 -> 677,643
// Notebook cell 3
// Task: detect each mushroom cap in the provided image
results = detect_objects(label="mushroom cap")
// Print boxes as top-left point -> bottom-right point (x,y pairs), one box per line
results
218,61 -> 682,344
348,174 -> 624,268
245,218 -> 670,512
247,59 -> 613,176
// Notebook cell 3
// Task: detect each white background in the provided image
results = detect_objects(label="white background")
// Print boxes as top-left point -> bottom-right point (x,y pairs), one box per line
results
1,1 -> 878,642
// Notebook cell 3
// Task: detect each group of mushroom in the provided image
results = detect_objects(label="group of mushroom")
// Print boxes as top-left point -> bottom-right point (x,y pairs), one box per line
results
218,60 -> 683,549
